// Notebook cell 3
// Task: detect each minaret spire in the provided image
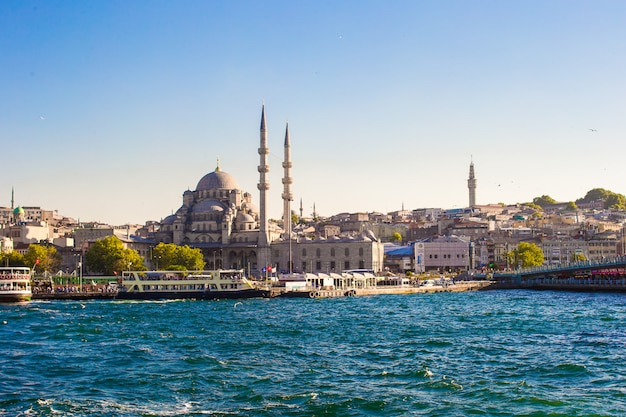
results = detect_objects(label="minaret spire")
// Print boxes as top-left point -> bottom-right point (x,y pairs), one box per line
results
257,104 -> 271,269
282,122 -> 293,240
468,158 -> 477,208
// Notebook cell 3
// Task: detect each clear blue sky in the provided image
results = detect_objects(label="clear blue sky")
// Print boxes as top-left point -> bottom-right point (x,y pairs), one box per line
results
2,1 -> 625,225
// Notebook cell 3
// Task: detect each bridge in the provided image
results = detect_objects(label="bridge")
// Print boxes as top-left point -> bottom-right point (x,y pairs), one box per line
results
478,256 -> 626,292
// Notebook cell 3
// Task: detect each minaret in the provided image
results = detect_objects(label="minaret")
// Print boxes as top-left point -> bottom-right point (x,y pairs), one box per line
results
299,198 -> 303,219
281,122 -> 293,240
468,159 -> 477,208
257,105 -> 271,269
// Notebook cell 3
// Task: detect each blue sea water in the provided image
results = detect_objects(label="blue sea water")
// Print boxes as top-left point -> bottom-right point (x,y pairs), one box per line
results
2,290 -> 626,416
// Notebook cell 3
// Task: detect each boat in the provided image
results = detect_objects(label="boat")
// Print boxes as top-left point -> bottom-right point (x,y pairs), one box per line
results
115,269 -> 270,300
0,266 -> 32,302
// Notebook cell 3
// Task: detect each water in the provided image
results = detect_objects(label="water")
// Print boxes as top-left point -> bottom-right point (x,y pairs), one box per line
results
2,290 -> 626,416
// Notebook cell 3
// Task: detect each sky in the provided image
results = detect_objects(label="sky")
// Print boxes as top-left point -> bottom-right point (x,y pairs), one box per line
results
2,0 -> 625,225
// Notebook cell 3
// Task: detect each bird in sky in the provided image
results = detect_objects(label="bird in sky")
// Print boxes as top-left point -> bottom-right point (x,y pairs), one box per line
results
589,128 -> 598,132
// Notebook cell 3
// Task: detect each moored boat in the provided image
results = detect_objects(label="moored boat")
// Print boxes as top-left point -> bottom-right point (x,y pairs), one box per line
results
0,266 -> 32,302
115,269 -> 270,300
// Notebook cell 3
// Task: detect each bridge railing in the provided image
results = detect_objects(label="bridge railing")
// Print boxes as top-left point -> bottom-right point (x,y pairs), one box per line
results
490,256 -> 626,278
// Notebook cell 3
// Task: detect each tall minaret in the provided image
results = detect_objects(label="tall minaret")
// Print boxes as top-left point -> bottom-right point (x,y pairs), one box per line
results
257,104 -> 271,269
281,122 -> 293,240
468,158 -> 477,208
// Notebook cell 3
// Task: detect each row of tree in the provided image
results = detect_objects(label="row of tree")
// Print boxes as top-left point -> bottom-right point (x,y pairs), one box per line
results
0,237 -> 206,276
531,188 -> 626,210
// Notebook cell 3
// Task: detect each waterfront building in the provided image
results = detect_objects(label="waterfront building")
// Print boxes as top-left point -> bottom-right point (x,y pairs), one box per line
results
270,234 -> 385,275
414,235 -> 471,273
540,234 -> 588,264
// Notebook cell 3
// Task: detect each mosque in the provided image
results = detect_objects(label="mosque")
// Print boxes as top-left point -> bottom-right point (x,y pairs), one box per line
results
155,105 -> 281,273
155,105 -> 385,276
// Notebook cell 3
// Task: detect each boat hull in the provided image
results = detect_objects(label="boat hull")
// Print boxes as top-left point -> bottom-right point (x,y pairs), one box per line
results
115,288 -> 269,301
0,292 -> 32,302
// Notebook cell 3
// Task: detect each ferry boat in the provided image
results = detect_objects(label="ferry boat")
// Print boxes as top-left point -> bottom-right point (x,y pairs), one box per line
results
116,269 -> 270,300
0,266 -> 32,302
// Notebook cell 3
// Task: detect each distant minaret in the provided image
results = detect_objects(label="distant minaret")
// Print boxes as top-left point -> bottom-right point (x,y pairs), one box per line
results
281,122 -> 293,240
257,105 -> 271,268
299,198 -> 303,219
11,187 -> 14,210
468,159 -> 477,207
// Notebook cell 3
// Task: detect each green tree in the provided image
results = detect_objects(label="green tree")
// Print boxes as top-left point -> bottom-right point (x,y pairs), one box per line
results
532,195 -> 557,208
511,242 -> 545,268
24,244 -> 62,273
390,232 -> 402,242
524,202 -> 543,211
152,242 -> 205,271
566,201 -> 577,210
85,236 -> 146,275
577,188 -> 626,209
0,251 -> 26,267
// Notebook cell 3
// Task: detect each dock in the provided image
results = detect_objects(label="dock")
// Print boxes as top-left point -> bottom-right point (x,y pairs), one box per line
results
269,280 -> 492,298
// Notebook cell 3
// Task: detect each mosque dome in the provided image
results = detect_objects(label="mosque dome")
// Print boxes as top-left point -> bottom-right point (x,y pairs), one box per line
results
13,206 -> 24,215
192,199 -> 226,213
236,212 -> 255,223
196,165 -> 240,192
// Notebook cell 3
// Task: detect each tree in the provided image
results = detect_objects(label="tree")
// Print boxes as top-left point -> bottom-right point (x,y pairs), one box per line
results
390,232 -> 402,243
85,236 -> 146,275
577,188 -> 626,210
0,251 -> 25,267
566,201 -> 577,210
152,242 -> 205,271
24,244 -> 62,273
532,195 -> 557,208
511,242 -> 544,268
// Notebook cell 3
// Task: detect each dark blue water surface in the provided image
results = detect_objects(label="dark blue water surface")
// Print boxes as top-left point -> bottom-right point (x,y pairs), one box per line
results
2,290 -> 626,416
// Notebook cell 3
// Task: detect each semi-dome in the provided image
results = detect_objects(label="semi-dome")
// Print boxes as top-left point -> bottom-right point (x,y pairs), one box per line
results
192,199 -> 226,213
236,212 -> 255,223
196,165 -> 240,192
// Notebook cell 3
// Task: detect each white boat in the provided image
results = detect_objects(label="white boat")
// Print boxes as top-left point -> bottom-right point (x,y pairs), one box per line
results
0,266 -> 32,302
116,269 -> 270,300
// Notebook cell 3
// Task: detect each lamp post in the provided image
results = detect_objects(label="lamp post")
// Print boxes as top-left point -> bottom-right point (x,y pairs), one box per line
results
74,253 -> 83,292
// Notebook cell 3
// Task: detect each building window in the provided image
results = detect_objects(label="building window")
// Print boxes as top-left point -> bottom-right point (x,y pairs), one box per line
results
344,261 -> 350,270
302,248 -> 307,257
316,248 -> 321,257
316,261 -> 321,271
330,261 -> 336,271
359,260 -> 365,269
302,262 -> 307,272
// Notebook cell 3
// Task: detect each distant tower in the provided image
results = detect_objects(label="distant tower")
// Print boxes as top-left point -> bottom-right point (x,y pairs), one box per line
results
281,122 -> 293,239
468,159 -> 477,207
257,105 -> 271,268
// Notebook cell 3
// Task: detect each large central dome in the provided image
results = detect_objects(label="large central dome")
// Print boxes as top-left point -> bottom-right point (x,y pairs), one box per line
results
196,166 -> 240,191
